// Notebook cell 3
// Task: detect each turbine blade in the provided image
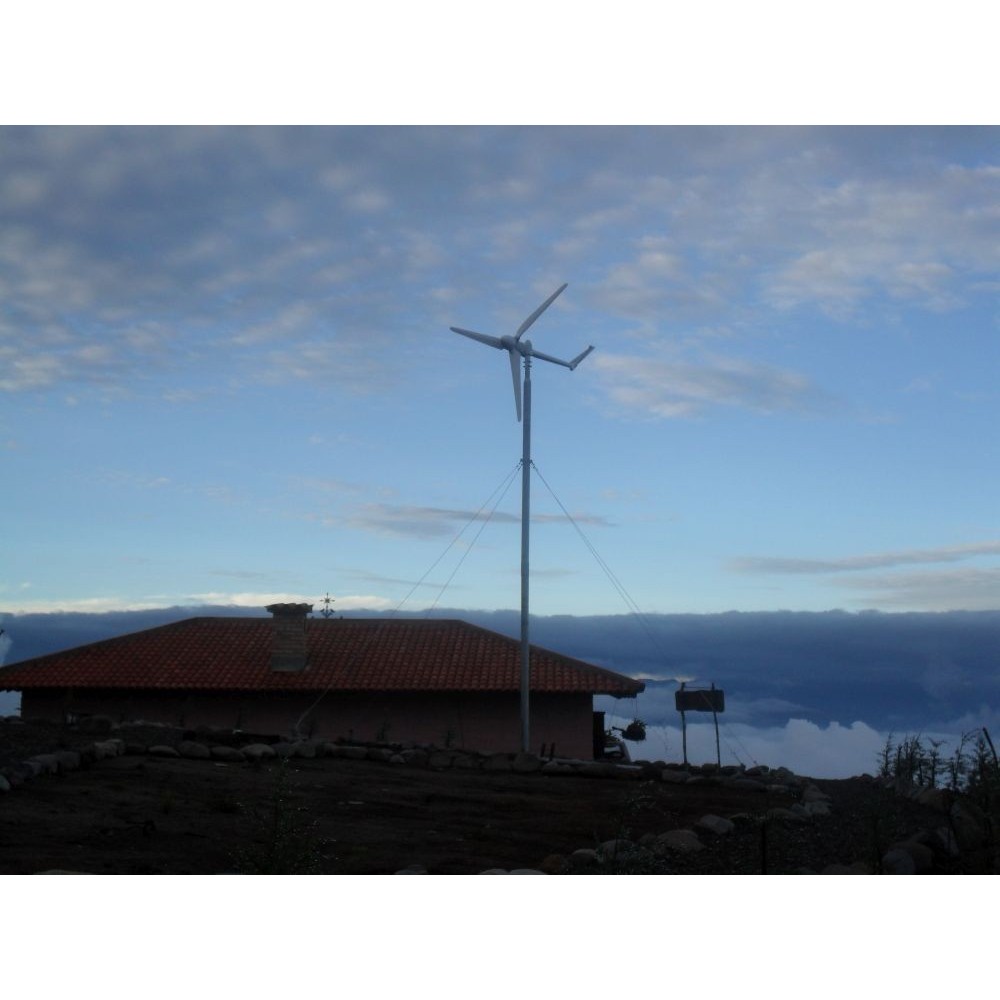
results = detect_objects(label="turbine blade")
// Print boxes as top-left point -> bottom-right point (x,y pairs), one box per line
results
515,283 -> 568,340
509,348 -> 522,422
568,344 -> 595,370
527,347 -> 574,369
451,327 -> 504,349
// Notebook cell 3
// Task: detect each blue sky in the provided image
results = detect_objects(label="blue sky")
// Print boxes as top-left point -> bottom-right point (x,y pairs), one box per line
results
2,126 -> 999,618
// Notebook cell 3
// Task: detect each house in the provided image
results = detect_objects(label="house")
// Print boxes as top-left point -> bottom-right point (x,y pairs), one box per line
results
0,603 -> 643,759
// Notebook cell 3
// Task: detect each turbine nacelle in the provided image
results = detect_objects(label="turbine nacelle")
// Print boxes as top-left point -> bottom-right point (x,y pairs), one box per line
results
451,283 -> 594,422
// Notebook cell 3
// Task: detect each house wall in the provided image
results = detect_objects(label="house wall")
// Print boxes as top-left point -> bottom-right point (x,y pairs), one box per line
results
20,688 -> 598,758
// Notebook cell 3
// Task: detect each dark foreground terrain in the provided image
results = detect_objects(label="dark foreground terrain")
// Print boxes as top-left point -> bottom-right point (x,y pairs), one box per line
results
0,720 -> 987,874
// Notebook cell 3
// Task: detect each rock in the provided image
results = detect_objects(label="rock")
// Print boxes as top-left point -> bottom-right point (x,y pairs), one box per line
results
388,754 -> 406,765
696,814 -> 735,836
210,746 -> 246,762
148,745 -> 180,758
661,768 -> 691,784
579,761 -> 617,778
479,868 -> 509,874
338,746 -> 369,760
539,853 -> 567,874
241,743 -> 277,761
568,848 -> 600,865
598,838 -> 637,859
0,774 -> 10,793
949,800 -> 988,850
400,748 -> 428,765
272,742 -> 298,758
55,750 -> 81,772
766,807 -> 809,824
914,786 -> 952,812
511,752 -> 542,773
483,753 -> 512,772
881,848 -> 916,875
613,765 -> 643,780
509,868 -> 546,874
655,829 -> 704,854
726,777 -> 766,792
395,865 -> 428,874
452,753 -> 480,769
428,751 -> 454,769
2,762 -> 33,786
177,741 -> 210,759
804,800 -> 831,817
541,760 -> 573,774
366,748 -> 393,762
802,785 -> 831,803
293,742 -> 318,759
822,864 -> 866,875
28,754 -> 60,775
897,840 -> 934,874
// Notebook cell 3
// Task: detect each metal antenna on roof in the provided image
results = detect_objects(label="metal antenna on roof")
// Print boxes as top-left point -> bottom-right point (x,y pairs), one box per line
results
318,593 -> 337,619
451,284 -> 594,753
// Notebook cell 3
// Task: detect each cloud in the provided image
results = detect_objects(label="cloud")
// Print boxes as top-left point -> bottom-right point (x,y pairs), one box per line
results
346,502 -> 611,538
732,540 -> 1000,574
839,567 -> 1000,612
593,352 -> 819,418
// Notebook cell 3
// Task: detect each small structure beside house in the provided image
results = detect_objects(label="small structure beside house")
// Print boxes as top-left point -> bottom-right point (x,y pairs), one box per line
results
0,604 -> 643,759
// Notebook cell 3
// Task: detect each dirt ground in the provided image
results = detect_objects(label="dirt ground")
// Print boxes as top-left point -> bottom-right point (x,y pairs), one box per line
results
0,720 -> 963,874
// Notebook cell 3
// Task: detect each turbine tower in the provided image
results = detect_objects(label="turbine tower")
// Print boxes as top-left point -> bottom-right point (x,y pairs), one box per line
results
451,283 -> 594,753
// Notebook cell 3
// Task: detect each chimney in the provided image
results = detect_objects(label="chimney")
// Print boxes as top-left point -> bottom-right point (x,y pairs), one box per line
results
266,603 -> 313,672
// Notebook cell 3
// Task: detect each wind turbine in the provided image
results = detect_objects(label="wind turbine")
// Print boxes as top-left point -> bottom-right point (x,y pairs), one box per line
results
451,283 -> 594,753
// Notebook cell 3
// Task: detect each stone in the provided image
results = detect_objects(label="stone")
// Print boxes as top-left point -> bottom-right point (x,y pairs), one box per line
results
509,868 -> 546,874
898,840 -> 934,874
539,853 -> 567,874
541,760 -> 573,774
177,741 -> 211,759
293,742 -> 318,759
148,745 -> 180,758
598,838 -> 637,859
661,768 -> 691,784
479,868 -> 509,874
28,754 -> 60,775
766,807 -> 809,824
55,750 -> 81,772
568,848 -> 600,865
210,746 -> 246,762
428,751 -> 454,769
401,748 -> 428,765
388,754 -> 406,765
395,865 -> 428,874
3,762 -> 34,785
727,777 -> 766,792
695,814 -> 735,836
0,774 -> 10,793
802,785 -> 831,803
579,761 -> 617,778
272,742 -> 298,758
483,753 -> 512,772
881,848 -> 916,875
822,864 -> 866,874
656,829 -> 704,854
915,786 -> 952,812
452,754 -> 480,769
241,743 -> 277,761
338,746 -> 370,760
804,801 -> 831,817
511,752 -> 542,773
366,747 -> 393,762
613,765 -> 643,780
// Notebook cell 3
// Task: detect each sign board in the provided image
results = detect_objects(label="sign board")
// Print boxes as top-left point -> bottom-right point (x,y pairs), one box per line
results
675,688 -> 725,713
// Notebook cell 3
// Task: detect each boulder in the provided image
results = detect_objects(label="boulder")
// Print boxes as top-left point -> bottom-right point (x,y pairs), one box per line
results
54,750 -> 81,772
28,754 -> 60,775
0,774 -> 10,793
177,740 -> 210,759
655,829 -> 704,854
483,754 -> 512,772
568,848 -> 600,866
367,748 -> 394,762
241,743 -> 277,761
293,742 -> 318,759
395,865 -> 428,874
338,746 -> 370,760
511,752 -> 542,773
695,814 -> 735,836
661,768 -> 691,784
210,746 -> 246,762
509,869 -> 546,874
148,745 -> 180,758
881,848 -> 916,875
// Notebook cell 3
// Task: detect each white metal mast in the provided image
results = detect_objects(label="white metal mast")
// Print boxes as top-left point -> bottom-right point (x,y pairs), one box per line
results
451,284 -> 593,752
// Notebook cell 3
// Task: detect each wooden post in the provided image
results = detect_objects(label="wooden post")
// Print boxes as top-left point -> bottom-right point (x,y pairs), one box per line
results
680,681 -> 688,765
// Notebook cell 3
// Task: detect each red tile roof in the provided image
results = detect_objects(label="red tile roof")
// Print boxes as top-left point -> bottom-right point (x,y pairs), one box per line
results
0,617 -> 644,697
